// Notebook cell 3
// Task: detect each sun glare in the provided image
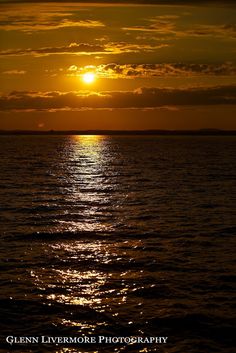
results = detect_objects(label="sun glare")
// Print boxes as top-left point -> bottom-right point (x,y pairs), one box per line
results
82,72 -> 95,84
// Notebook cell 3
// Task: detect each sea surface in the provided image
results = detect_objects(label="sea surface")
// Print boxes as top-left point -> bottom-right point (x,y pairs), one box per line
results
0,135 -> 235,353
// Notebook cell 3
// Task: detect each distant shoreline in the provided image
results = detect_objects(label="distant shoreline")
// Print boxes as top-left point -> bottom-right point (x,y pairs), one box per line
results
0,130 -> 236,136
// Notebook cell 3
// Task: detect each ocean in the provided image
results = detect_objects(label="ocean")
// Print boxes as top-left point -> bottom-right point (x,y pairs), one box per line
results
0,135 -> 235,353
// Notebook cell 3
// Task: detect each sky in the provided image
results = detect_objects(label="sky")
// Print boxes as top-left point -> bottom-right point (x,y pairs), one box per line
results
0,0 -> 236,130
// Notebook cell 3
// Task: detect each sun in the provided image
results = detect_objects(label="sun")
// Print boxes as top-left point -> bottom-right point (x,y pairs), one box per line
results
82,72 -> 95,84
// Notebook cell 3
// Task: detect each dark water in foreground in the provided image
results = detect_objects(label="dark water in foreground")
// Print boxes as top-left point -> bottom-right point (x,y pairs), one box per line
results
0,135 -> 235,353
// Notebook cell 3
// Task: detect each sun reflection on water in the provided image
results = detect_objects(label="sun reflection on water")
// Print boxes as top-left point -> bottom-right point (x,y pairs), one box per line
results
29,236 -> 149,341
28,136 -> 149,338
31,239 -> 144,310
72,135 -> 105,161
56,134 -> 117,233
46,268 -> 106,306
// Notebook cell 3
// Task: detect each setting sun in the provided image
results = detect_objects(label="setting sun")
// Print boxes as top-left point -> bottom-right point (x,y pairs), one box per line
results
82,72 -> 95,84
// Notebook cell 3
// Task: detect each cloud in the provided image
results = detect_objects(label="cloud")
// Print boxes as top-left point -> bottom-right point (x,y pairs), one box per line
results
123,15 -> 236,39
0,10 -> 105,32
1,85 -> 236,111
5,19 -> 104,32
1,70 -> 26,75
67,62 -> 236,78
0,43 -> 106,57
0,42 -> 169,57
123,17 -> 177,34
186,24 -> 236,39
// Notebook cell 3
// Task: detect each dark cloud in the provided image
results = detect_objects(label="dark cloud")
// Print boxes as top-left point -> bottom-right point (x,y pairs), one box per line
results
1,86 -> 236,111
93,62 -> 236,78
187,24 -> 236,39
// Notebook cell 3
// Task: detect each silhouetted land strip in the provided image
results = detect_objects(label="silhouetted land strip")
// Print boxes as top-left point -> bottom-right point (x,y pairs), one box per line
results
0,129 -> 236,136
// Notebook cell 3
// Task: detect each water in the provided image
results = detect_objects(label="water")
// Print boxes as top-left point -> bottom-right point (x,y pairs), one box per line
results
0,135 -> 235,353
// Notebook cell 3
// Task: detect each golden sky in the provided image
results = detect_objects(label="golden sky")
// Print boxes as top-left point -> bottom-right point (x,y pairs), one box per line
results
0,0 -> 236,130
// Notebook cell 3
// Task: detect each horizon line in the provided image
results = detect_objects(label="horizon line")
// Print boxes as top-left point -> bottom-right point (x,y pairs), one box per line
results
0,129 -> 236,136
1,0 -> 235,5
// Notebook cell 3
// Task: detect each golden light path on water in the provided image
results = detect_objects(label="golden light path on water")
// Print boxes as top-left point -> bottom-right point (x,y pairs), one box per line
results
56,135 -> 116,233
29,135 -> 145,340
32,237 -> 144,333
